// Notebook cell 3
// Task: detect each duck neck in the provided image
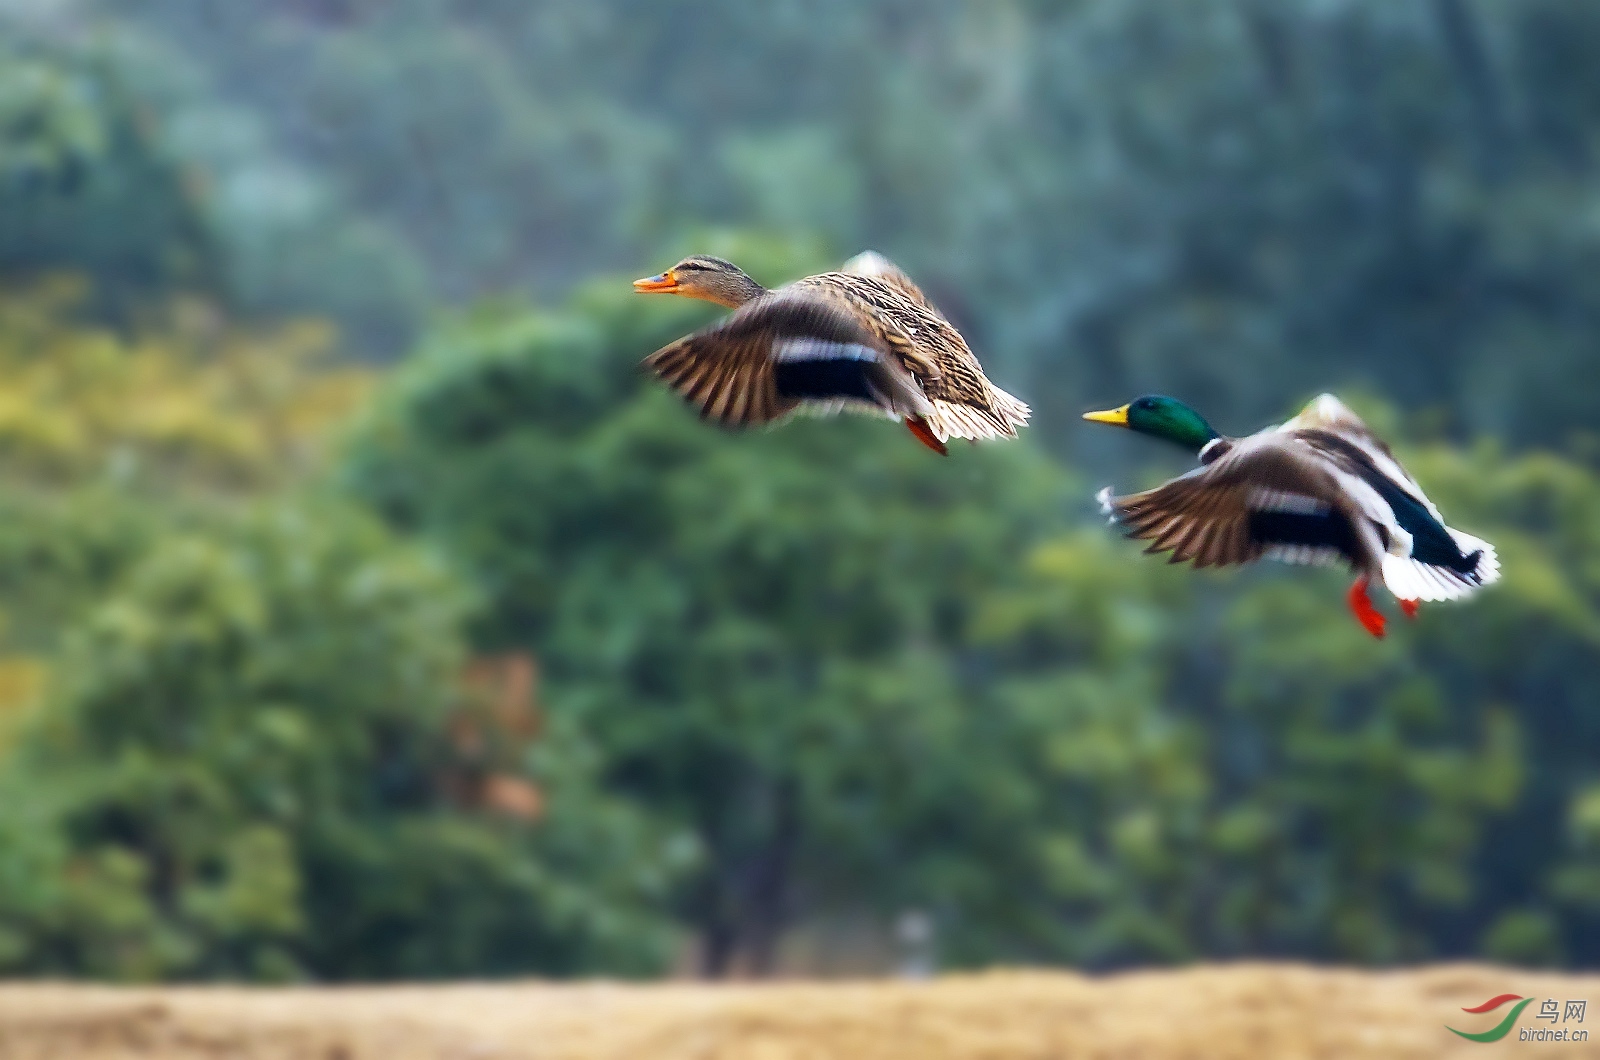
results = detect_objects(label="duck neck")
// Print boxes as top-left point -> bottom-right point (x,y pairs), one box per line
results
705,271 -> 768,308
1149,414 -> 1220,456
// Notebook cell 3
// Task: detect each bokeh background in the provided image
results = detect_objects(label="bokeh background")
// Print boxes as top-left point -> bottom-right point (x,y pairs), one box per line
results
0,0 -> 1596,984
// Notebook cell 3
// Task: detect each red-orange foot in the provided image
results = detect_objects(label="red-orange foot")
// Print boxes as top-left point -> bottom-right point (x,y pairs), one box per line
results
905,416 -> 948,456
1400,598 -> 1420,620
1347,576 -> 1386,639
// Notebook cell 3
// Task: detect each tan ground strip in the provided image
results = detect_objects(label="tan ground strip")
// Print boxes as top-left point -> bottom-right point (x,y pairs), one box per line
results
0,963 -> 1594,1059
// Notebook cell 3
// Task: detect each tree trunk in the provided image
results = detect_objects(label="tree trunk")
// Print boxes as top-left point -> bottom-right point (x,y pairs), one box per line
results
700,920 -> 738,978
694,775 -> 801,978
742,779 -> 800,977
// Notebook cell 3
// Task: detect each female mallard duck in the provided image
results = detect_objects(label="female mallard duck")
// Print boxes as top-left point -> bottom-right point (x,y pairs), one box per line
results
1082,393 -> 1499,638
632,251 -> 1029,454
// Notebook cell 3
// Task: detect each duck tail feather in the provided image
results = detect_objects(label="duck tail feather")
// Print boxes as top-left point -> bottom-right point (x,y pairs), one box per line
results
921,391 -> 1029,443
1380,553 -> 1485,603
1447,529 -> 1501,586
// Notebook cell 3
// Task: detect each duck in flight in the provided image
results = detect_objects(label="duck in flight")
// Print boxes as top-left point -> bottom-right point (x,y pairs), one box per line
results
633,252 -> 1028,455
1082,393 -> 1499,638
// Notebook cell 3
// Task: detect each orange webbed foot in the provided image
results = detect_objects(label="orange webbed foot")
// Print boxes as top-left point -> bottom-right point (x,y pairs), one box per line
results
1347,576 -> 1387,639
905,416 -> 948,456
1400,599 -> 1420,620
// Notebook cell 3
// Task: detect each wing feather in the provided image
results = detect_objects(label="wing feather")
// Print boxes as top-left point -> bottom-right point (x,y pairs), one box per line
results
1098,436 -> 1372,571
642,289 -> 931,427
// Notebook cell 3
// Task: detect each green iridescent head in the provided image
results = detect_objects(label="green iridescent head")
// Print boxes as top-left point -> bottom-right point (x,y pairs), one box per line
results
1083,395 -> 1220,454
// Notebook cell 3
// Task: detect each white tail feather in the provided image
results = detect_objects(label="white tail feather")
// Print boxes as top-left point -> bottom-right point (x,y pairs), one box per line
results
1380,526 -> 1499,602
1448,529 -> 1501,585
1382,555 -> 1469,602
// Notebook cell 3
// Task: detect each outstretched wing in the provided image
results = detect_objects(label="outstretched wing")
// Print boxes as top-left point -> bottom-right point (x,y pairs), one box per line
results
642,288 -> 932,428
1101,437 -> 1372,570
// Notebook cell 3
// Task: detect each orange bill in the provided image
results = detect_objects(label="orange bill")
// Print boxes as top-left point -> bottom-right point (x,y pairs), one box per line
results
632,270 -> 679,292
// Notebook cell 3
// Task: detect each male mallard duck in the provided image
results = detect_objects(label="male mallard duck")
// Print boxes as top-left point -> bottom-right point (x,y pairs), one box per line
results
1082,393 -> 1499,638
632,252 -> 1029,454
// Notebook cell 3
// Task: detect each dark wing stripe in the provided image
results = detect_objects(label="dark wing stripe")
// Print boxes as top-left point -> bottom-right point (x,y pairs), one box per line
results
642,289 -> 910,429
706,370 -> 735,421
665,353 -> 699,388
1134,513 -> 1169,536
1189,524 -> 1213,567
1148,514 -> 1184,545
1120,506 -> 1155,532
748,372 -> 769,423
772,357 -> 883,404
1193,523 -> 1223,567
1194,518 -> 1224,565
726,362 -> 753,424
1166,519 -> 1204,563
1210,521 -> 1237,566
1246,510 -> 1361,560
646,348 -> 685,384
1151,516 -> 1194,554
712,360 -> 739,423
674,356 -> 715,399
683,362 -> 720,412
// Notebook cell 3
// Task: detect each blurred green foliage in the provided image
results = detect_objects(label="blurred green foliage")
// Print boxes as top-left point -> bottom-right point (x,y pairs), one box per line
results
0,290 -> 683,980
0,496 -> 683,980
341,275 -> 1600,972
0,0 -> 1595,980
0,23 -> 424,352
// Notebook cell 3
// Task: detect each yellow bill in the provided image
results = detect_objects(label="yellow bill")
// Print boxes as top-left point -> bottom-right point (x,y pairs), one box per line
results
1082,405 -> 1130,426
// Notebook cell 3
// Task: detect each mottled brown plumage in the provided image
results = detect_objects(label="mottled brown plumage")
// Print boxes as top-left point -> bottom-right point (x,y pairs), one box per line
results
641,287 -> 928,429
633,253 -> 1029,452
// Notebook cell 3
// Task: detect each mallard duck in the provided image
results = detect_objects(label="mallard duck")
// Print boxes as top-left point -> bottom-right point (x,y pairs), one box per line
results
632,252 -> 1029,454
1082,393 -> 1499,638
